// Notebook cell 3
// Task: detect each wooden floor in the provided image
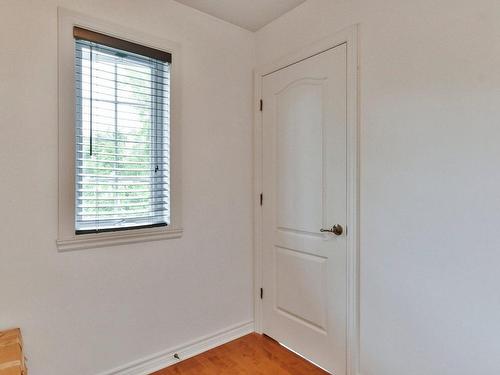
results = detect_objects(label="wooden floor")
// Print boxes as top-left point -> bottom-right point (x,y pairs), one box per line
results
151,333 -> 328,375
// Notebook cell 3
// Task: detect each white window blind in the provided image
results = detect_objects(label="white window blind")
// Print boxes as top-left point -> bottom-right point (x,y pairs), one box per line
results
74,28 -> 171,234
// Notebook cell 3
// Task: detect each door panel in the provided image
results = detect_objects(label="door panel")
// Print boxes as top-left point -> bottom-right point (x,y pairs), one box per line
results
276,78 -> 325,234
276,246 -> 328,331
262,44 -> 348,374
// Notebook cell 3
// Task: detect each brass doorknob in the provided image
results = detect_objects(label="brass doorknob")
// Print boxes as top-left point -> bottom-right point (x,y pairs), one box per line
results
320,224 -> 343,236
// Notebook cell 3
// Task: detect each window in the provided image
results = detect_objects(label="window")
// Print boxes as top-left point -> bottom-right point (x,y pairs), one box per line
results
74,27 -> 171,234
57,10 -> 182,251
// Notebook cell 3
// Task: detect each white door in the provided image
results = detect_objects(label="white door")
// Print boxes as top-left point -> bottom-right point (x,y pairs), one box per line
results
262,44 -> 348,374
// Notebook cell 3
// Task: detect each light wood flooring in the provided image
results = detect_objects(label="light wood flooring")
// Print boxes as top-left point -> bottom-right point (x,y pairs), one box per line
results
151,333 -> 328,375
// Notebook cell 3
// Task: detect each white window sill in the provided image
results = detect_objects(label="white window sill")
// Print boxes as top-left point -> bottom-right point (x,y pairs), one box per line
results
56,227 -> 183,252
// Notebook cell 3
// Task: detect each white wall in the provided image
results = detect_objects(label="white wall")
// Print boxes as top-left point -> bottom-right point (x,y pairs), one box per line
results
256,1 -> 500,374
0,1 -> 254,374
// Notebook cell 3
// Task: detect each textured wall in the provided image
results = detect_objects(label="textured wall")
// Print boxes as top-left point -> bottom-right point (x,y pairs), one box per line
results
0,1 -> 255,373
257,1 -> 500,374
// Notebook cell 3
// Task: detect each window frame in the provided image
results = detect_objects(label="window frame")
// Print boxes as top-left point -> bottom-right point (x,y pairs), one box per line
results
57,8 -> 182,251
74,39 -> 170,234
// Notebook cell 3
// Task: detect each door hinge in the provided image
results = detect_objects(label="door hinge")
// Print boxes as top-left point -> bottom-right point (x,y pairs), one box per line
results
260,288 -> 264,299
259,99 -> 263,111
260,193 -> 263,206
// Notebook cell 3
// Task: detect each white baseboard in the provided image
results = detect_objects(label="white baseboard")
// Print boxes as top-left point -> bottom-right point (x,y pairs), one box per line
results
97,321 -> 254,375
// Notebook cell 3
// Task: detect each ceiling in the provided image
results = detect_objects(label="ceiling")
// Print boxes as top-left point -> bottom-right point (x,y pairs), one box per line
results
174,0 -> 306,31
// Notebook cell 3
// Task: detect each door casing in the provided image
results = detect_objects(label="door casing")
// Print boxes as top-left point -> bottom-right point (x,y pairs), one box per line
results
253,25 -> 360,375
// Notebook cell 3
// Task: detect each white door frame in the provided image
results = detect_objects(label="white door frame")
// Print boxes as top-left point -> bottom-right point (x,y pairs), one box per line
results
253,25 -> 359,375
